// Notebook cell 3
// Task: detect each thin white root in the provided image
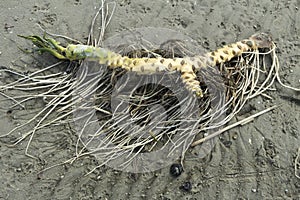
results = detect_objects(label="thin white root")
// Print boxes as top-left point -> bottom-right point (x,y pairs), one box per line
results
1,0 -> 299,174
191,105 -> 278,147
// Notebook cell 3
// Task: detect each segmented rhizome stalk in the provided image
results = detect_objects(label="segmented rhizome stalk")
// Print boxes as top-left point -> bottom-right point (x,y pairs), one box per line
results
19,33 -> 274,97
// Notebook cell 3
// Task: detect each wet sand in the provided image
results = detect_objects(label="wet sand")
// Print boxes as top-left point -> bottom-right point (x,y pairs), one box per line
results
0,0 -> 299,199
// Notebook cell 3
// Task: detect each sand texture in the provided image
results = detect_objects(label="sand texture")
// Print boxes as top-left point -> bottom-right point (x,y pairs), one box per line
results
0,0 -> 299,199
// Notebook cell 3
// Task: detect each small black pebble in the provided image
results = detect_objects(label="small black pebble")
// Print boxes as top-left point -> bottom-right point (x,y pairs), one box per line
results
179,181 -> 192,192
222,140 -> 232,148
170,163 -> 183,177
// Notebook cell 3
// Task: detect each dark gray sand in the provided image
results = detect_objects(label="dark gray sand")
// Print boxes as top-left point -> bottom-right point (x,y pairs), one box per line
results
0,0 -> 299,199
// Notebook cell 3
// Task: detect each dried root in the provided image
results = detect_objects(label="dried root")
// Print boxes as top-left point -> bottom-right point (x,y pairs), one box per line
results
0,0 -> 299,173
